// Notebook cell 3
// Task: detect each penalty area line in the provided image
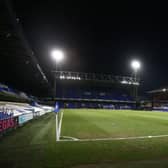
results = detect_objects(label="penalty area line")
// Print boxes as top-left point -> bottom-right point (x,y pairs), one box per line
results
59,134 -> 168,142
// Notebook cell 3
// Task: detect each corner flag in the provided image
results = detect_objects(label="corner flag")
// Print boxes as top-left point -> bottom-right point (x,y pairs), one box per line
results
54,102 -> 61,141
54,102 -> 60,113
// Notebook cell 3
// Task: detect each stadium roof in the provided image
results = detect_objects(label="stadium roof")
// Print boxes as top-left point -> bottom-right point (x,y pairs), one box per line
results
54,71 -> 140,85
0,1 -> 52,96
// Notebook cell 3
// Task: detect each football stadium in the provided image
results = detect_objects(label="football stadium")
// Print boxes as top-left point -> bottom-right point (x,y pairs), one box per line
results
1,1 -> 168,168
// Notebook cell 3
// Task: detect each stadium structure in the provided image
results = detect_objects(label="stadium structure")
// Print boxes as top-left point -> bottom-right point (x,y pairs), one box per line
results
43,71 -> 140,109
0,1 -> 142,109
0,0 -> 51,97
2,1 -> 168,168
148,87 -> 168,111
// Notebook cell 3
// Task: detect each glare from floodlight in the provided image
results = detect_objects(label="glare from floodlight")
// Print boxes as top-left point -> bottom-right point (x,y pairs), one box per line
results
131,60 -> 141,71
133,82 -> 140,85
51,49 -> 64,63
162,88 -> 166,92
121,80 -> 128,84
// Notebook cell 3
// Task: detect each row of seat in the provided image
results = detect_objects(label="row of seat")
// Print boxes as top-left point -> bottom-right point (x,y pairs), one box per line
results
0,83 -> 34,101
56,88 -> 133,101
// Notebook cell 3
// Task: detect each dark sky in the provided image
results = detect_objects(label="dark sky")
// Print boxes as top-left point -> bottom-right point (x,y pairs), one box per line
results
11,1 -> 168,92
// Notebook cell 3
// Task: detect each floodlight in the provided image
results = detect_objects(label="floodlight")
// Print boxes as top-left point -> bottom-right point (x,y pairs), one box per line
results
131,60 -> 141,71
121,80 -> 128,84
51,49 -> 64,63
162,88 -> 166,92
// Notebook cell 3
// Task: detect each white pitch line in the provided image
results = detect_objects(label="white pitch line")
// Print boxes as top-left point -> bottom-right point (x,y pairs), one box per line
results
59,134 -> 168,142
60,136 -> 79,141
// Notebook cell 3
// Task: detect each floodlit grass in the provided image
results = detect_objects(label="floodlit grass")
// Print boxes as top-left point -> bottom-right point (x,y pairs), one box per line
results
62,109 -> 168,139
1,109 -> 168,167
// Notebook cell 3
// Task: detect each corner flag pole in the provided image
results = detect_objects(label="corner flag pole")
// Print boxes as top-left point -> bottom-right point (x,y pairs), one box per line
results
55,113 -> 59,141
58,110 -> 64,138
54,102 -> 60,141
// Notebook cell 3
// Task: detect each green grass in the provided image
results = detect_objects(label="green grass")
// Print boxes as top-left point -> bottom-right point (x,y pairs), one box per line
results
2,109 -> 168,167
62,109 -> 168,139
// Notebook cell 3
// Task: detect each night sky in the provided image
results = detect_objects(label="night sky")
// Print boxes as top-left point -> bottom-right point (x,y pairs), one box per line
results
11,1 -> 168,92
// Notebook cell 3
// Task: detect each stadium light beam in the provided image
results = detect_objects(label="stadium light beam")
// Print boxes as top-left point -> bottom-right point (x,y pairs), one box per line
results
162,88 -> 166,92
131,60 -> 141,72
51,49 -> 64,63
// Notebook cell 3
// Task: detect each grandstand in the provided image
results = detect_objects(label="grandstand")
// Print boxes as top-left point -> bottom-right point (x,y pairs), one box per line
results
148,87 -> 168,111
0,82 -> 38,102
44,71 -> 139,109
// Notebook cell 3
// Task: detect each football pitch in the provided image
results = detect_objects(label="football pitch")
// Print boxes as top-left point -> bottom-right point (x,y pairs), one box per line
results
2,109 -> 168,167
